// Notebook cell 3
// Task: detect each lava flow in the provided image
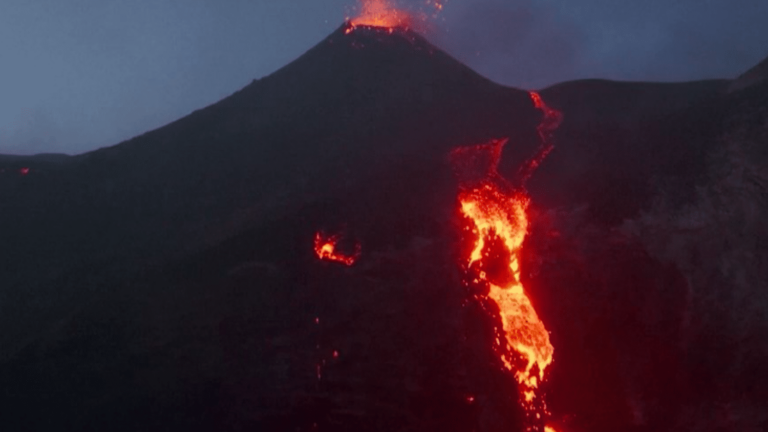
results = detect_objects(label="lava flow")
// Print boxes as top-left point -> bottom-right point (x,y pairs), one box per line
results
314,232 -> 361,266
453,92 -> 562,430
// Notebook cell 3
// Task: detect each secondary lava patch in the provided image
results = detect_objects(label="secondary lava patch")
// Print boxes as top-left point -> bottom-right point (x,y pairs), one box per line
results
314,231 -> 361,266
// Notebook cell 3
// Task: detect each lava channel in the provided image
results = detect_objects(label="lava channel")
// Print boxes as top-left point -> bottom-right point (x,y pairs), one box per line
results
452,92 -> 562,431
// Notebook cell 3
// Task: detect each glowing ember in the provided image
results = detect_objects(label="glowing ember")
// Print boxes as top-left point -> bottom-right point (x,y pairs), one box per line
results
452,92 -> 561,429
19,167 -> 30,175
314,232 -> 361,266
346,0 -> 412,34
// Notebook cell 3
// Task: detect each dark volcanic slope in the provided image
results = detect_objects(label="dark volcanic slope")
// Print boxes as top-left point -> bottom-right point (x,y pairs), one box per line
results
541,78 -> 729,125
0,24 -> 539,359
530,73 -> 768,430
2,23 -> 768,432
531,78 -> 731,221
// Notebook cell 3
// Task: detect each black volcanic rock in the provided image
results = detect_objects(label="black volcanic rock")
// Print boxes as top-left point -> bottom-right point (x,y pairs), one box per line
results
541,78 -> 729,125
531,78 -> 730,220
1,22 -> 768,432
528,77 -> 768,430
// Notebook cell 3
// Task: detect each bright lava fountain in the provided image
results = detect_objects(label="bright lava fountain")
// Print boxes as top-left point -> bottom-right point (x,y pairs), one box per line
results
452,92 -> 562,431
345,0 -> 446,34
348,0 -> 412,31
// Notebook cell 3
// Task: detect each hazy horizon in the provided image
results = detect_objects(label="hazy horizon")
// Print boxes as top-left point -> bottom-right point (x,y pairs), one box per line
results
2,0 -> 766,156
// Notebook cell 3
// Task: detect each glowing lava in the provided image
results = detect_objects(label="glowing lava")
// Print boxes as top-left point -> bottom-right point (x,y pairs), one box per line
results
346,0 -> 413,34
453,92 -> 561,429
456,147 -> 553,404
314,232 -> 361,266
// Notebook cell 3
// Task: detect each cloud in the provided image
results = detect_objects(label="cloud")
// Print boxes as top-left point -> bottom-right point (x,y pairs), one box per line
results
430,0 -> 768,87
429,0 -> 587,89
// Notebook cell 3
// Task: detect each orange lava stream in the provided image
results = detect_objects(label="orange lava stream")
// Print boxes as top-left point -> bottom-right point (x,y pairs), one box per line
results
346,0 -> 413,33
459,174 -> 553,405
314,232 -> 360,266
454,92 -> 562,428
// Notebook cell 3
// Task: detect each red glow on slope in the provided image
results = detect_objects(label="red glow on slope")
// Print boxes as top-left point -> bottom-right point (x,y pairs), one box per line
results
517,92 -> 563,184
314,232 -> 361,266
19,167 -> 30,175
452,92 -> 562,430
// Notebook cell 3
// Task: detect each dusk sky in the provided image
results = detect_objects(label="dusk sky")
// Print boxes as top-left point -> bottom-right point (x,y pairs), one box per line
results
2,0 -> 766,155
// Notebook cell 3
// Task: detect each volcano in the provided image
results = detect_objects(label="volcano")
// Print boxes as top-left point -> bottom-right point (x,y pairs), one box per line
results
1,22 -> 767,432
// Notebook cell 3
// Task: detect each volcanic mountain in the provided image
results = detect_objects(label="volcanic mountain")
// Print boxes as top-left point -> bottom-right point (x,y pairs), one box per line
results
1,23 -> 767,432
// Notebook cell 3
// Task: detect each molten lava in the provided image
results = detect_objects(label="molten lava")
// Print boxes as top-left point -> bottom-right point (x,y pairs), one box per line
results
456,149 -> 553,404
453,92 -> 561,429
346,0 -> 413,34
314,232 -> 361,266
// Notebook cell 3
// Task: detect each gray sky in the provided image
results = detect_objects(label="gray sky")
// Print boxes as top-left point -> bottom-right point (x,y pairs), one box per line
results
1,0 -> 766,155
